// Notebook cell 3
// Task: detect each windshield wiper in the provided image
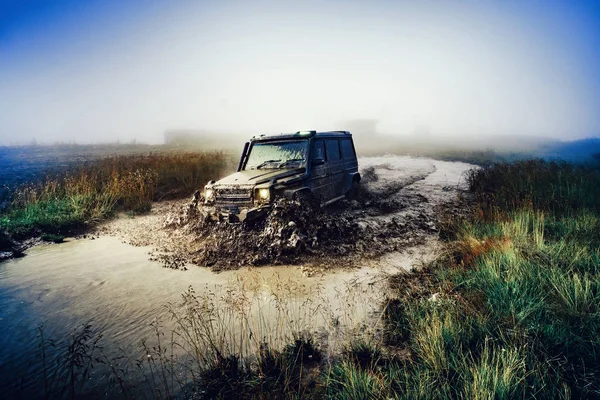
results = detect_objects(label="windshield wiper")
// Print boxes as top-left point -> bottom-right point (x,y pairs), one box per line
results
255,159 -> 281,169
278,159 -> 305,168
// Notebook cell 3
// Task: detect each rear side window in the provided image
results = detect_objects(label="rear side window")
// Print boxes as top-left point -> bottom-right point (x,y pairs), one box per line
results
313,140 -> 325,160
326,139 -> 340,161
340,139 -> 356,159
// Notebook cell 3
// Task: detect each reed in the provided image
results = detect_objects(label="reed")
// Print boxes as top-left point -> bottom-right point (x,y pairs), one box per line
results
0,151 -> 229,239
15,159 -> 600,398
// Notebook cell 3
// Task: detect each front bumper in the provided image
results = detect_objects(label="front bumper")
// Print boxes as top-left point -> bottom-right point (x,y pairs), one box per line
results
201,204 -> 271,222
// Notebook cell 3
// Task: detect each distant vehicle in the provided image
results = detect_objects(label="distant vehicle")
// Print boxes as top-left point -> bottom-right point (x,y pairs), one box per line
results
201,130 -> 361,222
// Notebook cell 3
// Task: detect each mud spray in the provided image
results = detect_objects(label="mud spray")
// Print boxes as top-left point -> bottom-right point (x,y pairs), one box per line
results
96,156 -> 473,271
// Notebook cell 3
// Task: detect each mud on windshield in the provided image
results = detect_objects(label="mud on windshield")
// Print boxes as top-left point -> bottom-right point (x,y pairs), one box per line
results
245,140 -> 309,170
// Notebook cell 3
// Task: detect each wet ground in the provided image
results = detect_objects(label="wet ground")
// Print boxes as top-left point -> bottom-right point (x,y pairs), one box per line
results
0,236 -> 439,398
0,156 -> 474,398
97,156 -> 473,271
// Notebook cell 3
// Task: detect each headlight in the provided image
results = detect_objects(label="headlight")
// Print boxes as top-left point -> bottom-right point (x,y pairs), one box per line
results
256,188 -> 270,202
204,188 -> 215,202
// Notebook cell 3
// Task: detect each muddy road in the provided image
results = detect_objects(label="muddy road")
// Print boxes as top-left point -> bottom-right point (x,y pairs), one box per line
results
97,156 -> 474,271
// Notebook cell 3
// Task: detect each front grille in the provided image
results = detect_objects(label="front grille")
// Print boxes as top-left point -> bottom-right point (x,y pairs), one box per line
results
215,188 -> 253,206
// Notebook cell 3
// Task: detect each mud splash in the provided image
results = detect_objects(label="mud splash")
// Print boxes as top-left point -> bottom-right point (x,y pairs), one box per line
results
97,156 -> 474,271
162,174 -> 430,270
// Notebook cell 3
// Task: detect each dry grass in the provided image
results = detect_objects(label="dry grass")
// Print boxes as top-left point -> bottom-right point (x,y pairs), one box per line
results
13,158 -> 600,399
372,161 -> 600,399
0,151 -> 230,239
29,271 -> 384,399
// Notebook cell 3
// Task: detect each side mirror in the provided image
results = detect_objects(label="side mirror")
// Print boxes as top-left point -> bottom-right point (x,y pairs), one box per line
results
313,158 -> 325,166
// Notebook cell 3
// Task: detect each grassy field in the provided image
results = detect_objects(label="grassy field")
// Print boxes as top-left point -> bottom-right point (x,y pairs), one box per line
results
176,159 -> 600,398
28,159 -> 600,399
0,143 -> 238,207
337,159 -> 600,399
4,146 -> 600,397
0,151 -> 231,243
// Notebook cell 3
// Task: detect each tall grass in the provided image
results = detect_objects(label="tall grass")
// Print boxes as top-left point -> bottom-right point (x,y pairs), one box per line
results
354,160 -> 600,399
11,159 -> 600,398
323,160 -> 600,398
0,152 -> 229,239
465,159 -> 600,216
21,272 -> 383,399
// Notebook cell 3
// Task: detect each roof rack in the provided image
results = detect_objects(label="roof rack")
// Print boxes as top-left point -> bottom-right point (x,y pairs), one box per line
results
250,130 -> 351,141
295,130 -> 317,136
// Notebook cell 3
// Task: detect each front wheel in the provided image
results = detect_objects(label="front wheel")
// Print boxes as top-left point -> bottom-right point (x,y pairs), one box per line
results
293,190 -> 320,209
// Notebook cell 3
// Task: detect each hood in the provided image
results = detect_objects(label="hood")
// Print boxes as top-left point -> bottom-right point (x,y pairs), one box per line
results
214,168 -> 305,187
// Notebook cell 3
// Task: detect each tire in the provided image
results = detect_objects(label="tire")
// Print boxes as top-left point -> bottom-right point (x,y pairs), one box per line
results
293,190 -> 319,209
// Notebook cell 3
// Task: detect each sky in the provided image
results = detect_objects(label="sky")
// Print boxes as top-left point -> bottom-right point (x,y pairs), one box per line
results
1,0 -> 599,145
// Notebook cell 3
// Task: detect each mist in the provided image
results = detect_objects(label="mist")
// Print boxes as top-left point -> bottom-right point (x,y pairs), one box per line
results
1,0 -> 599,145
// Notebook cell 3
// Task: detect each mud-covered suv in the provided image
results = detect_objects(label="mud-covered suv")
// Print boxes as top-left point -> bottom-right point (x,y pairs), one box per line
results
202,130 -> 360,222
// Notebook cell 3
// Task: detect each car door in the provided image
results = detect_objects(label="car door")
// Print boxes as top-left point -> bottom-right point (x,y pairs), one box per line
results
325,139 -> 344,198
340,139 -> 358,174
309,139 -> 331,201
340,138 -> 359,193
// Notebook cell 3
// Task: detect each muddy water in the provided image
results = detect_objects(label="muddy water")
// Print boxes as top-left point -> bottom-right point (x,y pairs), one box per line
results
0,156 -> 474,398
0,237 -> 417,398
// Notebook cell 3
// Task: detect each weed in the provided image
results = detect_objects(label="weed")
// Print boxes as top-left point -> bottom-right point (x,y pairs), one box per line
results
325,361 -> 384,400
13,158 -> 600,398
0,151 -> 229,239
36,323 -> 103,399
377,161 -> 600,398
343,339 -> 383,370
466,159 -> 600,216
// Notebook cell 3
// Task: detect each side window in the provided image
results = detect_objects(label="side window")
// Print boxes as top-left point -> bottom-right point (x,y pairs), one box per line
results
326,139 -> 340,161
313,140 -> 326,161
340,139 -> 356,159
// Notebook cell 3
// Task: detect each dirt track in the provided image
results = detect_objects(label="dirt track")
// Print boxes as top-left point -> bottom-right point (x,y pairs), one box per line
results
95,156 -> 474,271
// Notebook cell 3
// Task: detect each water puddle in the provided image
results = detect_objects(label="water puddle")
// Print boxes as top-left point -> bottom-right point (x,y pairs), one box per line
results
0,236 -> 395,398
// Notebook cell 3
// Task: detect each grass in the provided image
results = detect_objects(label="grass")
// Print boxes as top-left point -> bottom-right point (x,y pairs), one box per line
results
0,151 -> 229,242
363,159 -> 600,399
465,159 -> 600,216
256,159 -> 599,399
362,146 -> 529,166
405,149 -> 519,166
10,158 -> 600,398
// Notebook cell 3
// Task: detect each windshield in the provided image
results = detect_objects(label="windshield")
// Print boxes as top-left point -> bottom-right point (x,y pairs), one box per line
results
245,140 -> 309,170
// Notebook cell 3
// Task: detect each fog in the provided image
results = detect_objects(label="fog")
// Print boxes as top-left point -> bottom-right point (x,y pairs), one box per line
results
1,0 -> 599,145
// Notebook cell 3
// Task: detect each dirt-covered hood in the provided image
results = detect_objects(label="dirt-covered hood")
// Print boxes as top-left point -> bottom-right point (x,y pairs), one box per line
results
214,168 -> 305,187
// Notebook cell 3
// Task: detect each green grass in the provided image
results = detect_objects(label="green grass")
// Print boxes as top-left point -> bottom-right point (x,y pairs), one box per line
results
0,151 -> 229,243
465,159 -> 600,216
320,160 -> 600,399
359,160 -> 600,399
13,159 -> 600,398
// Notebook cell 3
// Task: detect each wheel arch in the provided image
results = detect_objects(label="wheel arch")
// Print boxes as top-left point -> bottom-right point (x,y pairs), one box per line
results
342,172 -> 361,194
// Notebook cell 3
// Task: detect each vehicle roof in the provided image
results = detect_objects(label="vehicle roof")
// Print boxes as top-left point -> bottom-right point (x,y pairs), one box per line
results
250,131 -> 352,142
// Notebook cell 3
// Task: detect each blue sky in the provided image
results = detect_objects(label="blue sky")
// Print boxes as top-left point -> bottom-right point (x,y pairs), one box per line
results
1,0 -> 599,144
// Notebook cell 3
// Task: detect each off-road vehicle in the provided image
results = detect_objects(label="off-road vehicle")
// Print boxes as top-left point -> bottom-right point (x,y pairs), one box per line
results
201,130 -> 360,222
